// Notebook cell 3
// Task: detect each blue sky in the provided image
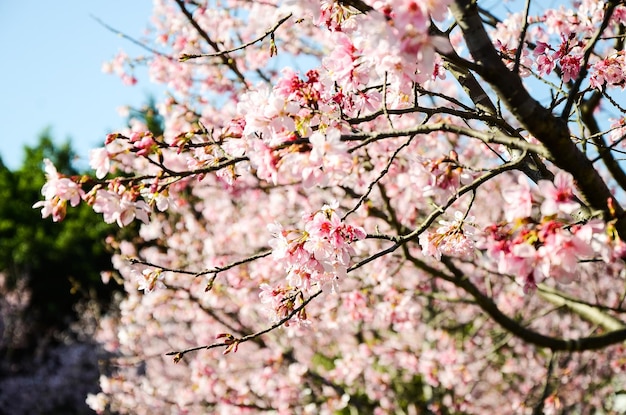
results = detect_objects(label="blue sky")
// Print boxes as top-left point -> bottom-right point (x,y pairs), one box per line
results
0,1 -> 161,170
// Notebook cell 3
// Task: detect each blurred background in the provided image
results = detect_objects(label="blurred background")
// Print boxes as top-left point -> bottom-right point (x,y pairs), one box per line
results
0,2 -> 160,413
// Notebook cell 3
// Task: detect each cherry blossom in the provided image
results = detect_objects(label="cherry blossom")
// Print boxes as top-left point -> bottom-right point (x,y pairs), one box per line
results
135,268 -> 166,293
92,186 -> 151,227
502,174 -> 534,222
31,0 -> 626,413
89,148 -> 111,179
537,171 -> 580,217
32,158 -> 85,221
420,210 -> 476,260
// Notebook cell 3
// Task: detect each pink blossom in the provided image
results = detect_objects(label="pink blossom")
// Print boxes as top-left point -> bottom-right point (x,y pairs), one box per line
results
536,53 -> 556,75
33,159 -> 85,221
86,393 -> 108,414
90,148 -> 111,179
502,175 -> 533,221
537,171 -> 580,216
608,117 -> 626,147
250,139 -> 280,184
92,189 -> 121,225
559,50 -> 583,83
537,230 -> 594,284
37,159 -> 83,206
133,132 -> 157,156
32,198 -> 66,222
420,211 -> 475,260
322,33 -> 369,92
268,203 -> 365,291
93,188 -> 151,227
239,85 -> 298,146
310,128 -> 345,162
259,283 -> 285,308
118,194 -> 150,226
591,52 -> 626,89
267,221 -> 292,260
135,268 -> 165,293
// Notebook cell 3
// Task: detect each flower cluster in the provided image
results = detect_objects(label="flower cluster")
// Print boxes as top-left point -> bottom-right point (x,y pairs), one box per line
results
268,202 -> 366,293
419,210 -> 476,260
480,172 -> 617,291
32,159 -> 84,222
590,51 -> 626,89
483,219 -> 603,292
91,185 -> 151,228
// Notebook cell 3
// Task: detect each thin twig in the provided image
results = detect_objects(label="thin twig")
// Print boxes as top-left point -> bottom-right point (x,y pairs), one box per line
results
513,0 -> 532,75
128,250 -> 272,280
343,135 -> 416,219
561,1 -> 619,119
91,15 -> 173,60
179,14 -> 292,61
166,289 -> 323,359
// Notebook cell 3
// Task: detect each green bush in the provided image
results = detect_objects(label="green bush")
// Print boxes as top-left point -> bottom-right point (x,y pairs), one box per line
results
0,131 -> 121,351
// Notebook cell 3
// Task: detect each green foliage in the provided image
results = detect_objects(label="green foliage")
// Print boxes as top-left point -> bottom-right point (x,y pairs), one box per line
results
0,131 -> 119,346
128,97 -> 165,138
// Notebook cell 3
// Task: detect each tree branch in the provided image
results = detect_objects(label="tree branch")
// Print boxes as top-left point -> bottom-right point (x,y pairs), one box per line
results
91,15 -> 174,60
438,257 -> 626,351
537,284 -> 626,331
167,289 -> 323,359
174,0 -> 248,85
449,0 -> 626,238
580,90 -> 626,192
179,13 -> 292,61
432,23 -> 553,183
561,1 -> 620,119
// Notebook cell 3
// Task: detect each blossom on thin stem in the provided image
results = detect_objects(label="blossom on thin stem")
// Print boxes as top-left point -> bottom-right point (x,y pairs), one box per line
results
420,211 -> 476,260
537,171 -> 580,216
267,202 -> 365,297
134,268 -> 166,293
92,185 -> 151,227
33,159 -> 85,222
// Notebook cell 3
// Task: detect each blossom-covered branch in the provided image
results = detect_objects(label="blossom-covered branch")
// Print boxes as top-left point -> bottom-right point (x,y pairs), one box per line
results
166,289 -> 323,360
33,1 -> 626,413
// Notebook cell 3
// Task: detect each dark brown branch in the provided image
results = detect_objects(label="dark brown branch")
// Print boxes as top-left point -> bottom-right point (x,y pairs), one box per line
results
348,103 -> 512,130
580,90 -> 626,192
438,257 -> 626,351
344,122 -> 551,158
128,249 -> 271,281
450,0 -> 626,238
561,0 -> 620,119
174,0 -> 248,85
432,23 -> 553,183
